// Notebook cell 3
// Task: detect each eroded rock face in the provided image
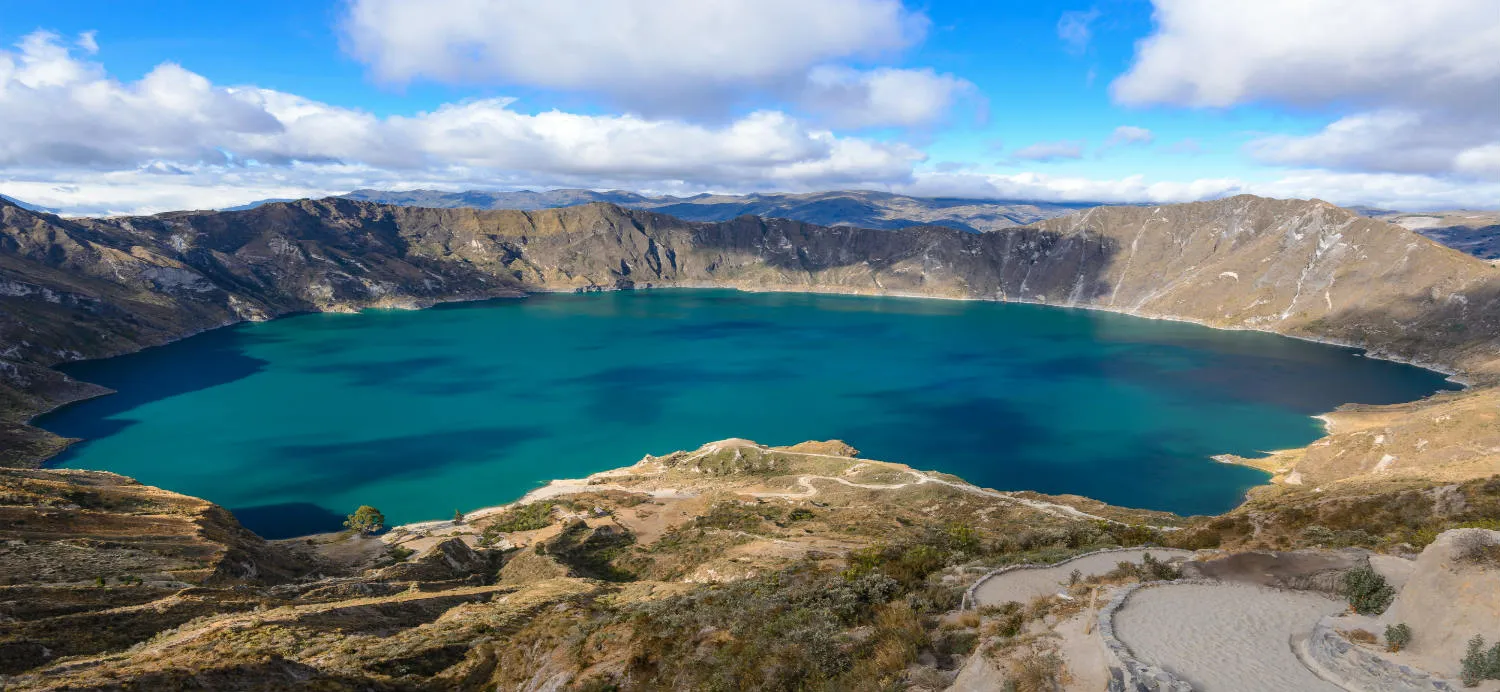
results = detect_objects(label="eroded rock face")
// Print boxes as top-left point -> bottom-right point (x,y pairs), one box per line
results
1383,529 -> 1500,668
376,538 -> 492,582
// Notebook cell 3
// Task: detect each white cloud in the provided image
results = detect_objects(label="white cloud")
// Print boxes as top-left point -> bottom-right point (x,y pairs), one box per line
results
1245,111 -> 1499,176
1112,0 -> 1500,110
1011,140 -> 1086,162
897,169 -> 1500,210
1455,143 -> 1500,178
341,0 -> 927,116
801,66 -> 974,129
1113,0 -> 1500,178
1105,125 -> 1153,147
0,31 -> 925,213
1057,9 -> 1101,55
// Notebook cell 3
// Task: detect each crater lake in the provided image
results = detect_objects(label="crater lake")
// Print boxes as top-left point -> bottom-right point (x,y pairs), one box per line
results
38,290 -> 1461,538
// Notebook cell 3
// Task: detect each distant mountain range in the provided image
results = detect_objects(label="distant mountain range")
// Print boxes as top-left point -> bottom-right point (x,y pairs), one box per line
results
9,188 -> 1500,259
1356,208 -> 1500,260
335,189 -> 1099,233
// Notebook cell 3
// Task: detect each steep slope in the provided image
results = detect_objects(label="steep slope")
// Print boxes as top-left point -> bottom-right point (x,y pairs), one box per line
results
4,194 -> 1500,481
2,193 -> 1500,462
0,466 -> 315,673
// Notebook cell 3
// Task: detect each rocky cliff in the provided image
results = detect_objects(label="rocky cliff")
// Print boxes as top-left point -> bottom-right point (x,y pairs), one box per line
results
336,187 -> 1088,233
3,193 -> 1499,475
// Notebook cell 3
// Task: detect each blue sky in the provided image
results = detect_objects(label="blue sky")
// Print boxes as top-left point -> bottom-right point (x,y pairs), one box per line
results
1,0 -> 1497,214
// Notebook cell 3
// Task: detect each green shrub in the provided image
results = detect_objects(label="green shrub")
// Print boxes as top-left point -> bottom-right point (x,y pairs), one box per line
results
1340,565 -> 1394,615
387,545 -> 415,562
487,500 -> 558,533
1460,634 -> 1500,686
344,505 -> 385,535
1385,623 -> 1412,652
1141,552 -> 1180,581
988,602 -> 1025,638
786,507 -> 816,522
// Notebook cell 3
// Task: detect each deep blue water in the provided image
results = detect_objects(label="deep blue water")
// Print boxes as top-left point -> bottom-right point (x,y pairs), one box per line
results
38,290 -> 1459,538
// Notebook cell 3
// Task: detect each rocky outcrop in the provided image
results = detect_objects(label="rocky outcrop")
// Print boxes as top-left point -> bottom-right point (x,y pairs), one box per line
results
1301,620 -> 1457,691
1381,529 -> 1500,675
376,537 -> 492,582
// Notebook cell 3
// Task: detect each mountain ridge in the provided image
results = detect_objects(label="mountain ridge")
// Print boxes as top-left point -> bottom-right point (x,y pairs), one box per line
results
324,187 -> 1098,233
2,192 -> 1498,481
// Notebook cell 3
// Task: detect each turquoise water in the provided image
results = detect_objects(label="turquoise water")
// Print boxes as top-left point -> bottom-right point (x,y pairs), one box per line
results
40,290 -> 1459,538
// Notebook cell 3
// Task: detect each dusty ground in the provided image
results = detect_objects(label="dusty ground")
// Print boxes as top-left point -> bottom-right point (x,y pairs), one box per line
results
1113,582 -> 1346,692
971,549 -> 1193,608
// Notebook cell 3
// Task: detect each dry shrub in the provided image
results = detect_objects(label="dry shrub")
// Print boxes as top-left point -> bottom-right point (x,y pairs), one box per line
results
1345,628 -> 1378,645
957,611 -> 981,628
1007,645 -> 1070,692
1454,531 -> 1500,566
1024,595 -> 1054,621
868,601 -> 924,672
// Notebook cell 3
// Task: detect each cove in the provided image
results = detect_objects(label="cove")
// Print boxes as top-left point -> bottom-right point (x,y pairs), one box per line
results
38,290 -> 1460,538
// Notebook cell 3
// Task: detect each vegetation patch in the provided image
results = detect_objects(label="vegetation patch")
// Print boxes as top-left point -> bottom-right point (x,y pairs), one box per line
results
1341,565 -> 1394,615
484,500 -> 559,534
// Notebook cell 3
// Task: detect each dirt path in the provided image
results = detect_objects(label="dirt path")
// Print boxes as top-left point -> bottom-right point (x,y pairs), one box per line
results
970,548 -> 1194,607
749,466 -> 1114,523
1113,582 -> 1345,692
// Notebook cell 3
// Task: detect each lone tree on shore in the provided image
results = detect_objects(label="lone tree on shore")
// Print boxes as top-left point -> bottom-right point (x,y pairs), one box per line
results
344,505 -> 386,535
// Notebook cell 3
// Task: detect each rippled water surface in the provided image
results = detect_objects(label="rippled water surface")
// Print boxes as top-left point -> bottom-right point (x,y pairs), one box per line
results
40,290 -> 1459,537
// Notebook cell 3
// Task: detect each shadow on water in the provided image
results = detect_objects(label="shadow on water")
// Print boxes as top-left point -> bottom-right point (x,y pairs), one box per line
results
229,502 -> 349,539
296,355 -> 506,396
263,425 -> 547,495
841,381 -> 1058,458
36,326 -> 272,464
561,364 -> 795,425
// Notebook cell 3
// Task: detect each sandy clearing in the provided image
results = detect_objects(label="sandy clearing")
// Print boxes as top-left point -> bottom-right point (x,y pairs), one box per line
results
1114,582 -> 1345,692
972,549 -> 1193,607
1053,610 -> 1108,691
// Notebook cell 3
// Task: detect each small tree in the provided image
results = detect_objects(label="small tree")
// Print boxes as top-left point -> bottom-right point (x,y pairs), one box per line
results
1341,565 -> 1394,615
452,509 -> 465,525
1462,635 -> 1487,687
1384,623 -> 1412,652
1459,634 -> 1500,687
344,505 -> 385,535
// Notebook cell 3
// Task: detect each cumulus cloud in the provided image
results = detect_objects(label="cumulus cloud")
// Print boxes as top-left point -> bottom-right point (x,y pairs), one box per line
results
0,31 -> 925,213
801,66 -> 974,129
1104,125 -> 1153,147
896,169 -> 1500,210
1011,140 -> 1086,162
1113,0 -> 1500,178
1112,0 -> 1500,110
1057,9 -> 1101,55
341,0 -> 933,119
